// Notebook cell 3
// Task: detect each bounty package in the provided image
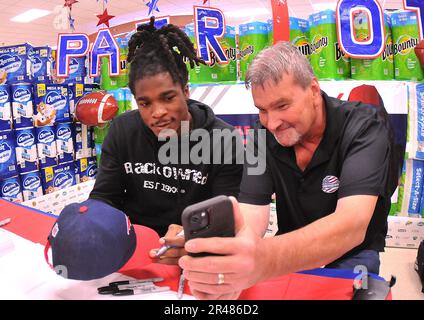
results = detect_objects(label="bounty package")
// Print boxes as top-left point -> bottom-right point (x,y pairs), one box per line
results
123,87 -> 133,112
351,14 -> 394,80
100,38 -> 129,90
0,43 -> 33,84
33,83 -> 70,126
267,19 -> 273,47
185,24 -> 237,84
239,21 -> 270,81
308,10 -> 350,80
290,17 -> 311,60
31,46 -> 53,83
391,10 -> 424,81
108,88 -> 126,115
210,26 -> 237,83
184,24 -> 210,84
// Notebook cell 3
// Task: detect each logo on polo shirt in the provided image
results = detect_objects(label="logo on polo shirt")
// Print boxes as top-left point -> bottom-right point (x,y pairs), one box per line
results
322,175 -> 339,193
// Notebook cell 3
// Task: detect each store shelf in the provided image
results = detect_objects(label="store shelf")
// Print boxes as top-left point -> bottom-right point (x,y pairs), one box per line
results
21,180 -> 95,217
186,80 -> 411,115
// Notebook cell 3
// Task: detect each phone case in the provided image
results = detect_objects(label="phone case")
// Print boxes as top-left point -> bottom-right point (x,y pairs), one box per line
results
181,195 -> 235,257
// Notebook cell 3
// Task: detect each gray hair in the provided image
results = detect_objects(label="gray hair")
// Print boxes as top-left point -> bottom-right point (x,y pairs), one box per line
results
245,41 -> 315,89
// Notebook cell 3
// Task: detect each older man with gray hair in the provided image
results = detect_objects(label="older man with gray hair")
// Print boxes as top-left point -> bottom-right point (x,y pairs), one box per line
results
179,42 -> 397,300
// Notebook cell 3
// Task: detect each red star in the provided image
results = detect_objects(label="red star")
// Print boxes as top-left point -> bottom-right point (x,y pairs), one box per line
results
203,0 -> 208,4
96,9 -> 115,28
64,0 -> 78,9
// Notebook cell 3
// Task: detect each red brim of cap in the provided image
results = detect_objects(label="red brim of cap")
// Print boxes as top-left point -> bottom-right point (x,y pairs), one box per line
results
117,224 -> 187,294
118,224 -> 158,273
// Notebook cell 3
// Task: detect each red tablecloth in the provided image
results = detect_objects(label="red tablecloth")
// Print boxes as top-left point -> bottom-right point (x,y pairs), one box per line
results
0,199 -> 391,300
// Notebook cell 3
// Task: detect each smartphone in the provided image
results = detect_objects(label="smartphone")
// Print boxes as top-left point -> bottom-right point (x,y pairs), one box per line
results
181,195 -> 235,257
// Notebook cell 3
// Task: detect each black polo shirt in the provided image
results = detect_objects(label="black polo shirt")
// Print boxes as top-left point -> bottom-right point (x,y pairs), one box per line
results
239,91 -> 395,260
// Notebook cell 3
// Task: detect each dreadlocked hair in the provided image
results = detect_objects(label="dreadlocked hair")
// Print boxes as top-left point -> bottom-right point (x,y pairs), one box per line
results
127,16 -> 205,94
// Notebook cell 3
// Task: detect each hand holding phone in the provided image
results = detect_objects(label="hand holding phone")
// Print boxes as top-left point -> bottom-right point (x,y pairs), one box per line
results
181,195 -> 235,257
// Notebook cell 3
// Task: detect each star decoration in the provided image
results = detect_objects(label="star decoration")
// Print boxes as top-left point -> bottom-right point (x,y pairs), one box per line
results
68,13 -> 75,31
97,0 -> 109,5
277,0 -> 286,5
203,0 -> 208,4
64,0 -> 78,9
146,0 -> 160,16
96,8 -> 115,28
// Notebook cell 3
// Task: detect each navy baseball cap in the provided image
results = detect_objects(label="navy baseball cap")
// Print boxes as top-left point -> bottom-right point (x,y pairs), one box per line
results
45,199 -> 136,281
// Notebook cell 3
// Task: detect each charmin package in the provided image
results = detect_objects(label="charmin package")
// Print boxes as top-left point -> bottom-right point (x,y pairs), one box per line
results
68,83 -> 99,119
11,83 -> 34,129
55,122 -> 74,164
35,125 -> 57,169
33,83 -> 70,126
0,43 -> 33,84
0,84 -> 12,131
15,126 -> 38,173
31,46 -> 53,83
59,56 -> 86,84
20,170 -> 43,201
68,83 -> 84,119
40,162 -> 76,195
0,175 -> 23,203
0,130 -> 18,179
75,157 -> 97,183
74,122 -> 93,160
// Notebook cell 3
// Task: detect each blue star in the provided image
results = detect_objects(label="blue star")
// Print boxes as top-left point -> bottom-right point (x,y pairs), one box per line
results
68,13 -> 75,31
146,0 -> 160,16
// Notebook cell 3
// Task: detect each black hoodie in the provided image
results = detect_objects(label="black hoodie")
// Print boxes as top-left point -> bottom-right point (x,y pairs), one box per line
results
90,99 -> 243,236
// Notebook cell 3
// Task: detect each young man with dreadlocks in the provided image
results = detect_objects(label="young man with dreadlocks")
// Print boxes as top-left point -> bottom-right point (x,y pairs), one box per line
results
89,17 -> 243,264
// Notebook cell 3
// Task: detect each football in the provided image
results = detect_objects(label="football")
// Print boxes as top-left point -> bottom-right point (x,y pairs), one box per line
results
415,39 -> 424,68
75,91 -> 118,126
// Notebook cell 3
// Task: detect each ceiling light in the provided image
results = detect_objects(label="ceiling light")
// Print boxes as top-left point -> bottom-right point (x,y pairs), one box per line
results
11,9 -> 52,23
225,8 -> 270,18
312,2 -> 337,12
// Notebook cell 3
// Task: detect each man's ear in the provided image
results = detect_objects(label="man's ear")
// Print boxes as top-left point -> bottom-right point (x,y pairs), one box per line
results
311,77 -> 320,95
183,85 -> 190,100
310,77 -> 322,104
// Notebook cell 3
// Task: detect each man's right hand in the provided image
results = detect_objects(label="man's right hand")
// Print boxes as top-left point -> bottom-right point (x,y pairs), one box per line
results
149,224 -> 186,265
